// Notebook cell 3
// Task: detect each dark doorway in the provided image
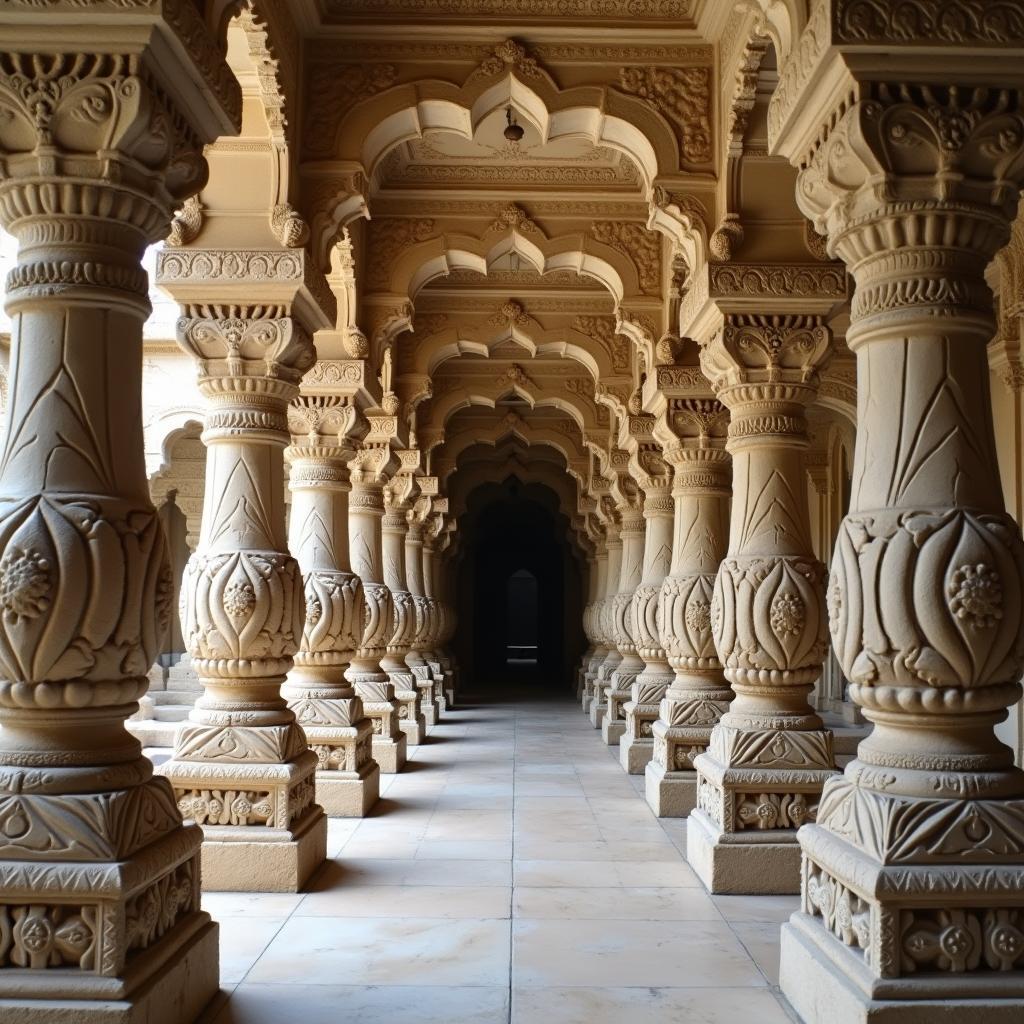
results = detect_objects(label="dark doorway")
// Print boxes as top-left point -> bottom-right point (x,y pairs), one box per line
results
451,477 -> 586,695
506,568 -> 539,666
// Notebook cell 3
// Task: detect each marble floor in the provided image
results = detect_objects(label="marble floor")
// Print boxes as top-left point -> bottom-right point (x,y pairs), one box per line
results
200,696 -> 799,1024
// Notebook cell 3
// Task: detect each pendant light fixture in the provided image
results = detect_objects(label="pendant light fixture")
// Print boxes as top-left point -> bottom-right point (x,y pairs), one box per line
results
504,106 -> 525,143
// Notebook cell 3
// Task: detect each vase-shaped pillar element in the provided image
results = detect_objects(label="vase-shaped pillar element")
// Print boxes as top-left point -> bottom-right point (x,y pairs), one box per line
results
646,420 -> 732,817
0,26 -> 237,1018
405,504 -> 441,726
620,451 -> 676,773
156,297 -> 328,893
380,477 -> 426,746
590,516 -> 623,729
687,314 -> 837,894
772,77 -> 1024,1024
347,448 -> 407,774
282,398 -> 380,817
581,540 -> 610,713
601,499 -> 647,745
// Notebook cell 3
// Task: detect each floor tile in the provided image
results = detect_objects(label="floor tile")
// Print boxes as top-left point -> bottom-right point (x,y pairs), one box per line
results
297,884 -> 511,919
214,984 -> 510,1024
512,918 -> 767,988
247,916 -> 512,987
511,986 -> 794,1024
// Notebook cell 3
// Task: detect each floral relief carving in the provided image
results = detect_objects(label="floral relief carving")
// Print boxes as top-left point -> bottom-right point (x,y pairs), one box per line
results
591,221 -> 663,295
0,904 -> 97,970
617,65 -> 712,164
303,61 -> 398,157
366,219 -> 436,289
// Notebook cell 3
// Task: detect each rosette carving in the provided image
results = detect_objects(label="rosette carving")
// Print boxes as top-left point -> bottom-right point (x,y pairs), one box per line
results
180,550 -> 303,670
0,497 -> 168,700
659,573 -> 719,670
713,555 -> 829,686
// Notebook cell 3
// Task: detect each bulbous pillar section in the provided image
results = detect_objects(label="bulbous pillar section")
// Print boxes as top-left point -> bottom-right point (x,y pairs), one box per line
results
620,448 -> 676,773
687,314 -> 837,894
282,397 -> 380,817
580,535 -> 609,713
0,21 -> 237,1018
406,491 -> 441,726
381,456 -> 426,745
772,65 -> 1024,1024
348,440 -> 407,774
157,278 -> 329,893
590,509 -> 623,728
601,481 -> 647,744
646,398 -> 732,817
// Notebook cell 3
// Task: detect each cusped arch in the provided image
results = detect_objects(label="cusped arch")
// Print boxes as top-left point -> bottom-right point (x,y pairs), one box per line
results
411,322 -> 609,381
388,229 -> 639,307
338,74 -> 681,193
421,381 -> 602,436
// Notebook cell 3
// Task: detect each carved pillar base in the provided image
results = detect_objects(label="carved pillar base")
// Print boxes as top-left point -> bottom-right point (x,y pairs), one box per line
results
283,670 -> 380,817
384,662 -> 426,746
408,652 -> 440,728
778,801 -> 1024,1024
581,654 -> 605,714
620,663 -> 673,773
645,726 -> 699,817
160,739 -> 328,893
588,652 -> 618,729
349,674 -> 407,774
645,682 -> 732,817
601,651 -> 640,747
0,814 -> 218,1024
687,719 -> 835,893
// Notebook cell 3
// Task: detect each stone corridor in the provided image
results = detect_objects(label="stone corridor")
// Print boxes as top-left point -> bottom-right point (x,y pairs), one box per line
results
201,697 -> 796,1024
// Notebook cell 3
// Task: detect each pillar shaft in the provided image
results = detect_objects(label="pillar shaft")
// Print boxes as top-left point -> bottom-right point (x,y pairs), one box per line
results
158,303 -> 327,892
619,476 -> 676,772
589,522 -> 623,728
688,315 -> 837,894
381,491 -> 426,744
772,75 -> 1024,1023
581,542 -> 609,713
347,457 -> 407,773
405,517 -> 441,725
0,25 -> 235,1017
282,408 -> 380,817
646,428 -> 732,817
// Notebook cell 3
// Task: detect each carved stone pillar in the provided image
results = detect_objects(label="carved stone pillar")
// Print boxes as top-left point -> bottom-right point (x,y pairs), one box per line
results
380,461 -> 426,746
421,525 -> 450,710
156,266 -> 330,892
282,398 -> 379,817
600,497 -> 647,744
348,445 -> 407,774
581,539 -> 609,714
687,314 -> 837,894
589,518 -> 623,729
646,400 -> 732,816
771,53 -> 1024,1023
620,451 -> 676,773
405,497 -> 441,726
0,16 -> 237,1017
